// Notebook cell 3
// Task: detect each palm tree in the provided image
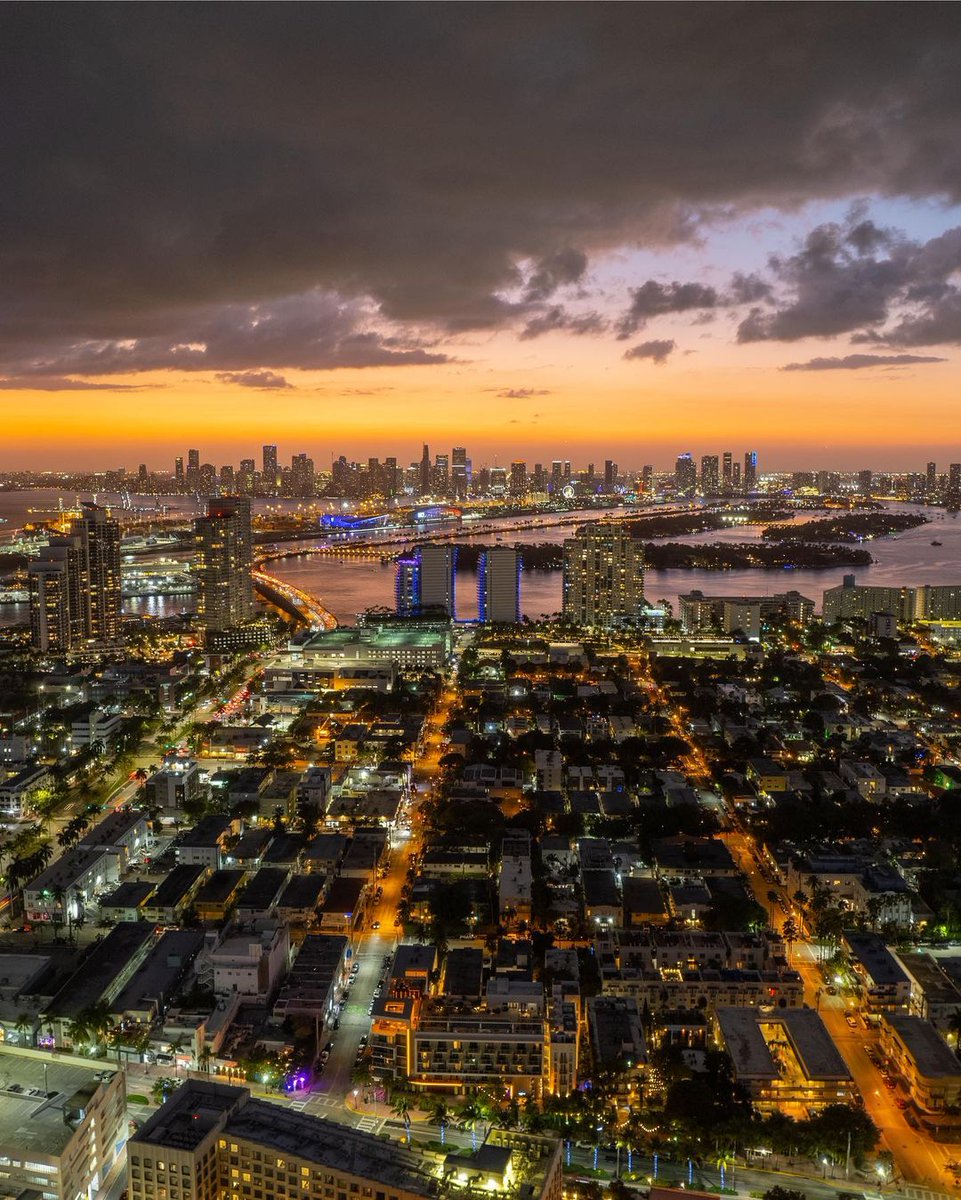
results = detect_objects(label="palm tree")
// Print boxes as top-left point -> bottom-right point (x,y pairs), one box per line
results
391,1092 -> 412,1144
14,1013 -> 33,1047
198,1044 -> 214,1074
947,1007 -> 961,1049
430,1099 -> 451,1145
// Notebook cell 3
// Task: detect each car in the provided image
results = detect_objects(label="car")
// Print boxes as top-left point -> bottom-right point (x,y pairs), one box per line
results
845,1014 -> 858,1028
826,985 -> 838,996
359,1034 -> 368,1047
371,920 -> 380,930
894,1097 -> 908,1110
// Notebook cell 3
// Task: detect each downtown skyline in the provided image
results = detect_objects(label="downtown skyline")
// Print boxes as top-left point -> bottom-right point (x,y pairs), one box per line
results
3,6 -> 961,468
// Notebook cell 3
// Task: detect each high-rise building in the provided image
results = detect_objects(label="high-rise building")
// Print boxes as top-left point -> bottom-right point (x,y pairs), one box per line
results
28,504 -> 121,651
479,546 -> 521,623
237,459 -> 255,494
641,465 -> 653,493
674,452 -> 696,498
603,460 -> 618,492
722,451 -> 733,493
451,447 -> 469,499
262,444 -> 279,493
948,463 -> 961,504
395,555 -> 421,616
732,461 -> 741,490
187,448 -> 200,491
28,536 -> 84,652
194,497 -> 254,632
174,456 -> 185,489
291,452 -> 315,498
927,461 -> 938,497
562,523 -> 646,629
219,464 -> 235,493
700,455 -> 720,496
419,444 -> 431,496
858,469 -> 873,497
510,460 -> 528,497
550,461 -> 563,493
744,450 -> 758,493
75,503 -> 122,643
418,543 -> 457,617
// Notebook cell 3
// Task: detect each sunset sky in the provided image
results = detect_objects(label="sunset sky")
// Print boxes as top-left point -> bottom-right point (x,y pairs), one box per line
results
3,5 -> 961,471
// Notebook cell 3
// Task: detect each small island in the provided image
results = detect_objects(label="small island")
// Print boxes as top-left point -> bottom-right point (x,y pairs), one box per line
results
761,510 -> 928,542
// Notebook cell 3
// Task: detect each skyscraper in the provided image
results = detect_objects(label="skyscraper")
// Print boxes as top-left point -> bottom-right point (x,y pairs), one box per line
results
420,444 -> 431,496
948,463 -> 961,504
858,469 -> 873,497
75,503 -> 122,643
479,546 -> 521,623
263,445 -> 279,493
641,464 -> 653,493
700,455 -> 720,496
451,447 -> 469,499
28,504 -> 121,651
28,536 -> 84,652
744,450 -> 758,493
174,456 -> 184,489
722,451 -> 733,493
732,461 -> 741,490
187,448 -> 200,491
194,497 -> 254,632
603,460 -> 618,492
291,452 -> 315,498
395,555 -> 421,616
510,461 -> 528,497
238,459 -> 255,494
418,543 -> 457,616
927,461 -> 938,497
674,452 -> 697,498
562,523 -> 646,629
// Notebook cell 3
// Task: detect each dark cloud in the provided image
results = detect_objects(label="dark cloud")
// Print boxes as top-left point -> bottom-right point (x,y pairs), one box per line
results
524,249 -> 588,302
519,307 -> 608,340
0,291 -> 449,377
215,370 -> 293,389
781,353 -> 946,371
617,282 -> 719,338
494,387 -> 552,399
624,339 -> 676,363
3,6 -> 961,373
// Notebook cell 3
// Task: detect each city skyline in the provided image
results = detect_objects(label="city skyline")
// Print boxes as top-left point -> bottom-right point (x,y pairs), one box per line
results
4,7 -> 961,467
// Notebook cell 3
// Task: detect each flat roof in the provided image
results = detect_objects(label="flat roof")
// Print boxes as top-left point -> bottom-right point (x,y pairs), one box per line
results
79,806 -> 146,849
0,1049 -> 118,1159
195,870 -> 247,905
884,1014 -> 961,1078
845,933 -> 910,986
716,1006 -> 851,1082
111,929 -> 204,1017
45,921 -> 156,1019
237,868 -> 290,909
149,863 -> 206,907
100,880 -> 156,909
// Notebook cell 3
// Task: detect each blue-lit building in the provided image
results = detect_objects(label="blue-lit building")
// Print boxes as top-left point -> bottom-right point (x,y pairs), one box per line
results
479,546 -> 522,624
395,555 -> 421,616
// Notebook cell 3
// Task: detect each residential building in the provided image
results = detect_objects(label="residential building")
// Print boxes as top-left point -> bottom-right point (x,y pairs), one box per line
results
562,523 -> 646,629
194,496 -> 254,632
479,546 -> 521,624
880,1013 -> 961,1112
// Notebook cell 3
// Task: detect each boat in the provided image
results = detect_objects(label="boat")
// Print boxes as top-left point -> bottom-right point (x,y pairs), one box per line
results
932,540 -> 943,546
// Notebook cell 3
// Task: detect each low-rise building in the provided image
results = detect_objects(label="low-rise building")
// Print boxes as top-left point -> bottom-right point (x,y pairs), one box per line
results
880,1013 -> 961,1112
0,764 -> 51,819
23,846 -> 120,924
144,758 -> 204,820
210,920 -> 290,999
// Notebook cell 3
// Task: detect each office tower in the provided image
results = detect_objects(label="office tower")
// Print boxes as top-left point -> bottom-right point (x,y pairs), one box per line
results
451,446 -> 468,499
858,469 -> 873,497
562,523 -> 646,628
237,459 -> 255,494
641,464 -> 653,493
744,450 -> 758,493
194,497 -> 254,632
603,460 -> 618,492
949,463 -> 961,504
419,443 -> 431,496
384,456 -> 400,496
816,470 -> 841,496
479,545 -> 521,623
187,448 -> 200,491
550,461 -> 563,493
927,461 -> 937,497
262,444 -> 279,493
174,456 -> 184,489
199,462 -> 217,494
489,466 -> 507,495
433,453 -> 449,495
510,460 -> 528,497
218,465 -> 234,494
532,463 -> 547,493
291,452 -> 315,498
700,454 -> 720,496
563,460 -> 572,480
395,555 -> 421,616
28,536 -> 84,652
137,463 -> 149,490
74,503 -> 122,643
418,543 -> 457,616
732,461 -> 741,490
674,452 -> 697,498
722,451 -> 733,493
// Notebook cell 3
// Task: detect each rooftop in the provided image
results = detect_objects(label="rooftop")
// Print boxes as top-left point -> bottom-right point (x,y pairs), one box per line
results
0,1049 -> 119,1158
884,1013 -> 961,1078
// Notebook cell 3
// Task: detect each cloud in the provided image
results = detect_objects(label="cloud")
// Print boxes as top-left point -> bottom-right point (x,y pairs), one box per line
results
0,376 -> 150,391
781,353 -> 947,371
216,369 -> 293,389
519,307 -> 608,340
617,282 -> 719,338
0,290 -> 450,377
3,7 -> 961,373
624,338 -> 676,363
494,387 -> 552,399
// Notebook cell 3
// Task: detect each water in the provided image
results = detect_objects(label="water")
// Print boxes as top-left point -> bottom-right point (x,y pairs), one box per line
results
3,491 -> 959,627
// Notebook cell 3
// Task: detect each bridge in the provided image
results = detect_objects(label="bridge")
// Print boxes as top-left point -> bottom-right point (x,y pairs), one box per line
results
252,569 -> 338,630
